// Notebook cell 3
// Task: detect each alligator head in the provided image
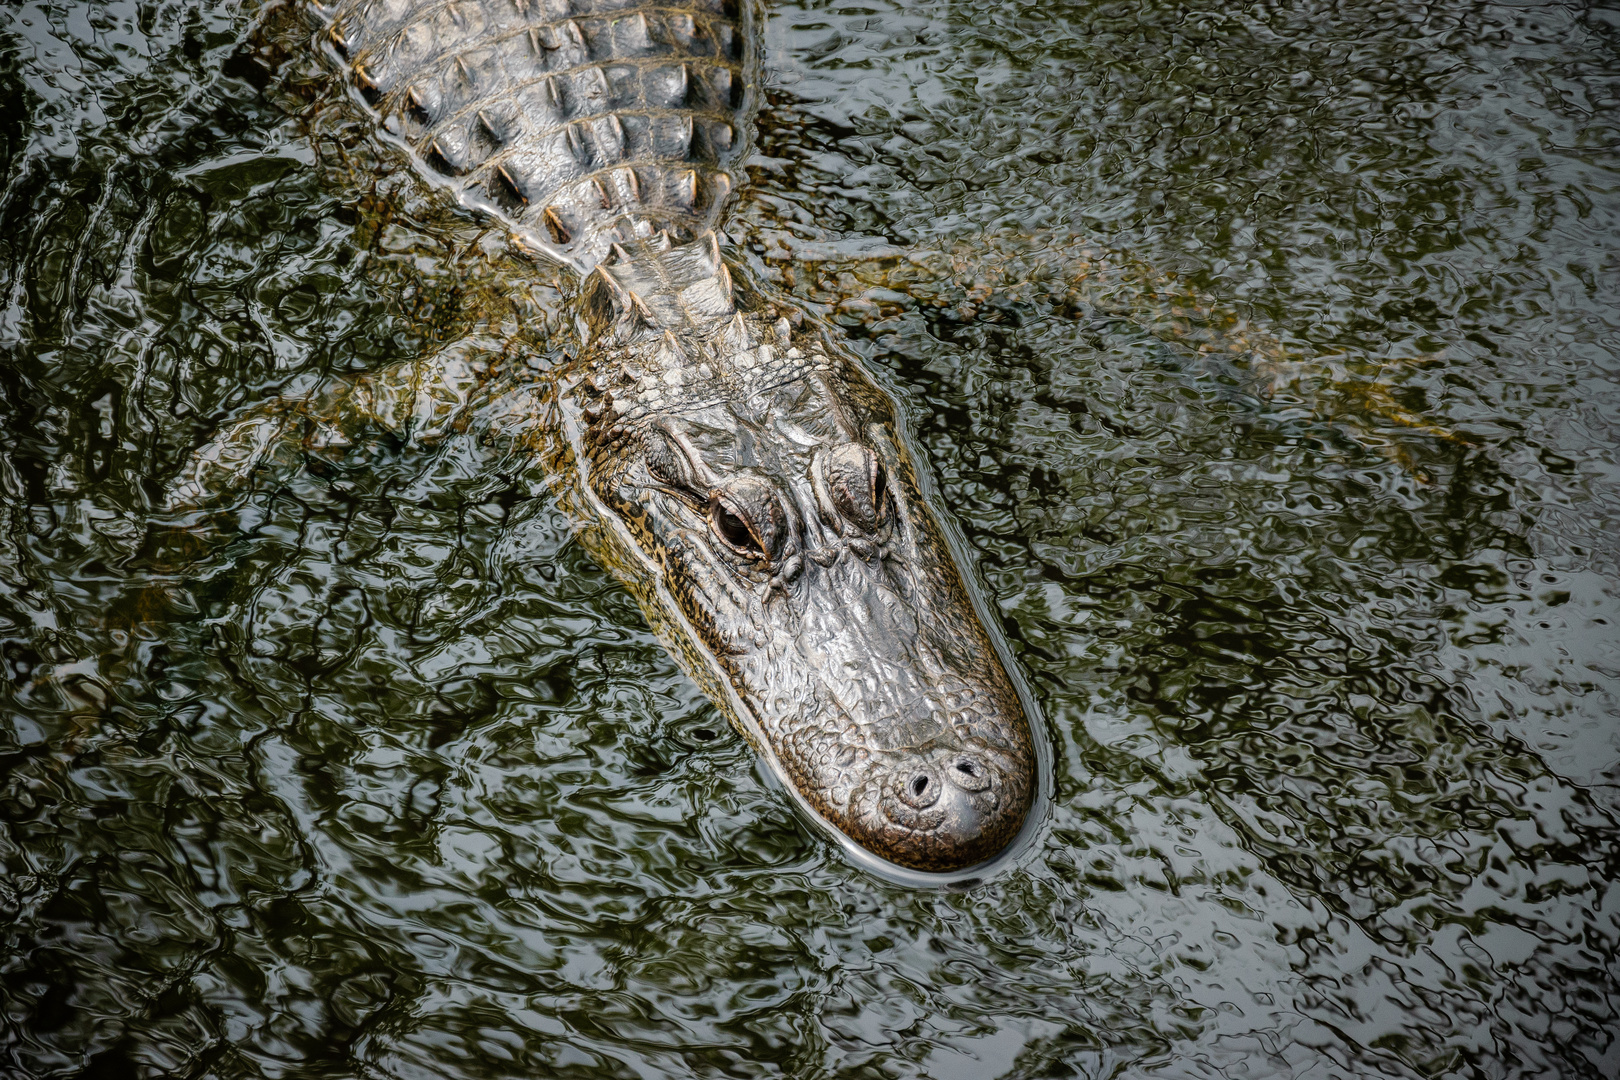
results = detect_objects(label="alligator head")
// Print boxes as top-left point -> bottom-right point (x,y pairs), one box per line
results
553,235 -> 1035,872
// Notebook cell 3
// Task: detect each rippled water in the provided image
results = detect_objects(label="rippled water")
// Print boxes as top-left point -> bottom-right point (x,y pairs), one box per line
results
3,0 -> 1618,1076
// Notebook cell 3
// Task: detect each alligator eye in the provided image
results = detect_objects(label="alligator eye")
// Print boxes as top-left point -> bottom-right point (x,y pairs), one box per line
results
823,443 -> 889,533
712,498 -> 760,554
708,477 -> 786,560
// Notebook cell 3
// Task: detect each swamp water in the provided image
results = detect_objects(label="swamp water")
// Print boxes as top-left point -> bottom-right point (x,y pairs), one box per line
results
2,0 -> 1618,1076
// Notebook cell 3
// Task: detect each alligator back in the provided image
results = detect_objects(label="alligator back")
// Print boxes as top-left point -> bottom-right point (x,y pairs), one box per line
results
324,0 -> 755,270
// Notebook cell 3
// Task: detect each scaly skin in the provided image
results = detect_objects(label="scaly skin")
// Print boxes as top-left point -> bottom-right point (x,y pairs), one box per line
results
294,0 -> 1037,870
325,0 -> 754,269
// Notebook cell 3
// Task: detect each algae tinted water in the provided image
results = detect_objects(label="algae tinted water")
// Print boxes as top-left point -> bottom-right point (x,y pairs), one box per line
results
2,1 -> 1618,1076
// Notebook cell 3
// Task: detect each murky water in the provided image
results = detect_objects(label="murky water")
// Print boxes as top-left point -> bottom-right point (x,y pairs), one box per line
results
3,0 -> 1618,1076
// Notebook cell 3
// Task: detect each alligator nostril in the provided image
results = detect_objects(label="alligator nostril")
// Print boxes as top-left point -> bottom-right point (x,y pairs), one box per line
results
897,766 -> 942,809
945,755 -> 992,793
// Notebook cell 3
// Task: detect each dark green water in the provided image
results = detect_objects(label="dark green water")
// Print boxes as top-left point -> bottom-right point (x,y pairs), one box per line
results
3,0 -> 1618,1076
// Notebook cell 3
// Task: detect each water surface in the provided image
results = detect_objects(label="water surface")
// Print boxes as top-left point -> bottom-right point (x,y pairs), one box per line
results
2,0 -> 1618,1077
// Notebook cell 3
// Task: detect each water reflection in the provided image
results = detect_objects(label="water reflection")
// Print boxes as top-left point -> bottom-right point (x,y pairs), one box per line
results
2,0 -> 1618,1076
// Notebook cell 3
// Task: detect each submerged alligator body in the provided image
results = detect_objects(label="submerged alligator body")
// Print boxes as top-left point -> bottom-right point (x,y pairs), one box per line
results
229,0 -> 1038,871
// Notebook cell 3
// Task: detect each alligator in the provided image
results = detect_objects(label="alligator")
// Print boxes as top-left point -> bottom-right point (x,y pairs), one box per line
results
177,0 -> 1039,873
